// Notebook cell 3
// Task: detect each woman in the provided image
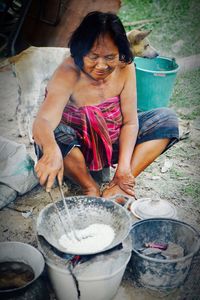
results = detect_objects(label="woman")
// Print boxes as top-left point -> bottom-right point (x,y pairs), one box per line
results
33,11 -> 179,198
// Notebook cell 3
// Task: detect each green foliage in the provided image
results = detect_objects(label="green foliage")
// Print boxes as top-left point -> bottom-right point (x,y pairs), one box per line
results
119,0 -> 158,22
119,0 -> 200,120
119,0 -> 200,56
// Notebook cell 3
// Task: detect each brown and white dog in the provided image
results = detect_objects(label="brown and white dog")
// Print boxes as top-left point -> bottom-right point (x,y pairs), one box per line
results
0,29 -> 158,143
127,29 -> 159,58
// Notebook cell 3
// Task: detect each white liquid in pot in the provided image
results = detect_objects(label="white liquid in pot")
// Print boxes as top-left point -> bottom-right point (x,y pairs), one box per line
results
59,223 -> 115,254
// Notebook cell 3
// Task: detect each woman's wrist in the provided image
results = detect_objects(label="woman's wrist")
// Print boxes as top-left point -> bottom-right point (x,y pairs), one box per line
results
42,141 -> 60,155
115,164 -> 132,176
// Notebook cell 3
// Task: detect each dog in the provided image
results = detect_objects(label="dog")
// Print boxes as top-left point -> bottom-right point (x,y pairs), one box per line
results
127,29 -> 159,58
0,29 -> 158,144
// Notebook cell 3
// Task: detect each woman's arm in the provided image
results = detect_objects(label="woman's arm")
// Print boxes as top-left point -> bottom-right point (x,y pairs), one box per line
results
118,63 -> 138,171
33,61 -> 79,191
110,63 -> 138,196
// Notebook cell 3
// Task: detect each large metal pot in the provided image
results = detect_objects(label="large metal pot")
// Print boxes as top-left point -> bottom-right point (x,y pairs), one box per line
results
37,196 -> 132,255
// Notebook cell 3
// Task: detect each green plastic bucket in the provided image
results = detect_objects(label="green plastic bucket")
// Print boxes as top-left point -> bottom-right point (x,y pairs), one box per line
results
134,56 -> 179,111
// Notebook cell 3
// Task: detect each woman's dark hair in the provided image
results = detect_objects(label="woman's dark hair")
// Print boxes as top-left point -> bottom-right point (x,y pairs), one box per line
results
68,11 -> 134,69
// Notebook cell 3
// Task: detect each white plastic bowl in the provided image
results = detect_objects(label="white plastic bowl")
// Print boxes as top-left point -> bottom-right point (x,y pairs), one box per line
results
0,241 -> 45,293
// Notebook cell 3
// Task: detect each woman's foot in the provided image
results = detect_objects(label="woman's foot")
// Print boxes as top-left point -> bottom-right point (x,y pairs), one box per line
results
102,184 -> 130,199
102,184 -> 135,209
82,185 -> 100,197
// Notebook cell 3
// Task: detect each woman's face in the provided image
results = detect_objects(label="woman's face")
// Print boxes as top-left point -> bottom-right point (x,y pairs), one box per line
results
83,34 -> 120,81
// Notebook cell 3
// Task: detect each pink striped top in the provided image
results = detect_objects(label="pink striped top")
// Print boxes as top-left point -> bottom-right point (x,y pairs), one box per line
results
61,96 -> 122,170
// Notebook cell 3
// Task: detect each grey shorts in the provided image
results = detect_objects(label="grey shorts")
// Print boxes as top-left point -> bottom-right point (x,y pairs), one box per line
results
35,107 -> 179,162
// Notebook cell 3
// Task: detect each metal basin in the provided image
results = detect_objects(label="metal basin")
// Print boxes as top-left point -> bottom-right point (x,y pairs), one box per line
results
37,196 -> 132,255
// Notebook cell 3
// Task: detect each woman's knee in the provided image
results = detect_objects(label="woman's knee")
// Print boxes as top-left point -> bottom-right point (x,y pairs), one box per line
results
64,146 -> 84,163
152,107 -> 179,129
137,107 -> 179,144
153,107 -> 177,118
149,107 -> 179,147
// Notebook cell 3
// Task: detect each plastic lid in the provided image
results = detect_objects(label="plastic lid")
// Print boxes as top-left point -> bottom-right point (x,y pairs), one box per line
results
130,198 -> 177,219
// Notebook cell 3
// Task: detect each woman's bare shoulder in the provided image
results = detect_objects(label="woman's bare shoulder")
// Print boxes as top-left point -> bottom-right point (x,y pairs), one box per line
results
116,62 -> 135,88
118,61 -> 135,73
48,56 -> 80,88
46,57 -> 80,96
55,56 -> 80,77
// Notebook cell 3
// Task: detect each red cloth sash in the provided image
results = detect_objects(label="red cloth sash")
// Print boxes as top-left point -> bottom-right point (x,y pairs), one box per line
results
61,96 -> 122,171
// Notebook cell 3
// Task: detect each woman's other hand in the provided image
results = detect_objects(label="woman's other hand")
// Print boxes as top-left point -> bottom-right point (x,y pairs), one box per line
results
110,170 -> 135,196
102,169 -> 135,198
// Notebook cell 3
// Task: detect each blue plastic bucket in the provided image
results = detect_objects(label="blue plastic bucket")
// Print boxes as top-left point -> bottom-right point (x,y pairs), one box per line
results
130,218 -> 200,293
134,56 -> 179,111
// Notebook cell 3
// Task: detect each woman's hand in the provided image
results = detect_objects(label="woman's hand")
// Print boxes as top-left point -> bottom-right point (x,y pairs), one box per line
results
108,169 -> 135,196
102,169 -> 135,198
34,145 -> 64,192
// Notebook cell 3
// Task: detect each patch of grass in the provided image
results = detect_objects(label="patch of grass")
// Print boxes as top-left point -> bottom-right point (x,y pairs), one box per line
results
182,181 -> 200,202
170,169 -> 186,179
119,0 -> 159,22
118,0 -> 200,57
170,68 -> 200,119
172,69 -> 200,107
177,110 -> 200,120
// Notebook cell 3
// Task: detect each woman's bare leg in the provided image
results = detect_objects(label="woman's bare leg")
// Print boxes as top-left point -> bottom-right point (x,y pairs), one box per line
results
103,138 -> 170,198
131,139 -> 170,177
63,147 -> 100,196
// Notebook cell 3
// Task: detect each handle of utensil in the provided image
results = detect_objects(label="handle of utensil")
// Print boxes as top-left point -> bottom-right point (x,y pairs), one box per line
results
48,191 -> 69,237
57,181 -> 80,241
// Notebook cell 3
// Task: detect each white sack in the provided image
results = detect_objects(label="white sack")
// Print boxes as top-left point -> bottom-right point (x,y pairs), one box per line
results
0,136 -> 38,195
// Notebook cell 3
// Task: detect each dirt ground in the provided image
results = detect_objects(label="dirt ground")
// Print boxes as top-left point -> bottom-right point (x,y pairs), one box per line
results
0,61 -> 200,300
0,0 -> 200,298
